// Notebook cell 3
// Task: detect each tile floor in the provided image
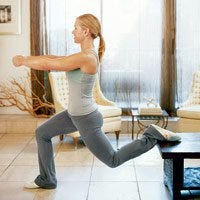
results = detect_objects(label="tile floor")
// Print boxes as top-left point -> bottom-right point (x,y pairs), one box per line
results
0,132 -> 199,200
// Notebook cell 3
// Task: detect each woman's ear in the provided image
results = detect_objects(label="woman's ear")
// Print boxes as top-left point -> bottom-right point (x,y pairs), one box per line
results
84,28 -> 91,37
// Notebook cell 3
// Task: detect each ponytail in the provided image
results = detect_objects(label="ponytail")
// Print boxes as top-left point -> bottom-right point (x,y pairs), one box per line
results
98,34 -> 105,63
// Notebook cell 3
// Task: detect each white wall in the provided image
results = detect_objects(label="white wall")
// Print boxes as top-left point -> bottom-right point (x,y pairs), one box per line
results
0,0 -> 30,114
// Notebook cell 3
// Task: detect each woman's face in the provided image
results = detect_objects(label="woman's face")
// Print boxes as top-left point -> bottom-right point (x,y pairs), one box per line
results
72,20 -> 85,43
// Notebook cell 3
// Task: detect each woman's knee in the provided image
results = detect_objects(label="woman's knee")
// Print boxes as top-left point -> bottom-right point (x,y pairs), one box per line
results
99,153 -> 120,168
106,162 -> 118,168
35,124 -> 49,141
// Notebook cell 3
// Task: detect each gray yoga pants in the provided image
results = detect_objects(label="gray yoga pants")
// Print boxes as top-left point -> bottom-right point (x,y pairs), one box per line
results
34,109 -> 165,189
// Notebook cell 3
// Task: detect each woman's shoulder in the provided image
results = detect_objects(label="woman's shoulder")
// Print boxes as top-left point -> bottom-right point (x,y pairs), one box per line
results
80,50 -> 99,74
82,49 -> 99,63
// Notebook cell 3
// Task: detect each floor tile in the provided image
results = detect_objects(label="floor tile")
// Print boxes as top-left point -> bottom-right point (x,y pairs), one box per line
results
88,181 -> 140,200
0,134 -> 34,144
12,153 -> 38,166
59,140 -> 86,151
20,143 -> 38,154
55,150 -> 93,167
107,133 -> 132,148
0,165 -> 7,176
135,165 -> 163,182
0,154 -> 17,165
0,143 -> 27,154
117,140 -> 134,149
0,181 -> 37,200
91,165 -> 136,181
0,124 -> 198,200
51,136 -> 61,144
93,156 -> 134,166
56,166 -> 92,181
0,122 -> 6,134
34,181 -> 89,200
23,137 -> 61,154
28,137 -> 38,144
138,181 -> 171,200
6,121 -> 36,134
0,166 -> 39,181
134,146 -> 163,166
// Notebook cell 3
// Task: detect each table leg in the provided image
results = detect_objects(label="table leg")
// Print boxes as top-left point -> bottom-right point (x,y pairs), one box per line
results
164,158 -> 184,200
132,115 -> 134,140
164,115 -> 169,129
137,120 -> 147,138
160,116 -> 168,129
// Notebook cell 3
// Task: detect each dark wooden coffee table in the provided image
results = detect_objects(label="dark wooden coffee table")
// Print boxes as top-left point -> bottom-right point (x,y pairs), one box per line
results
157,133 -> 200,200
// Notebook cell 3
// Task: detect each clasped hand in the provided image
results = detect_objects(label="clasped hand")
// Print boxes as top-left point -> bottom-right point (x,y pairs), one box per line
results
12,55 -> 24,67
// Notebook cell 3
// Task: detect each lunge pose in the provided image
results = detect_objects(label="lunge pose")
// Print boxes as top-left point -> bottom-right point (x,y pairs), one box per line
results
12,13 -> 181,189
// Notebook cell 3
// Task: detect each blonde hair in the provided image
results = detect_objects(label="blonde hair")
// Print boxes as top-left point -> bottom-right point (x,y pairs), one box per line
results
77,14 -> 105,62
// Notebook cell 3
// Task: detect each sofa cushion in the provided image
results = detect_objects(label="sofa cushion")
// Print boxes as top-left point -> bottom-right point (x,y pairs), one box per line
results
187,71 -> 200,105
103,116 -> 121,123
102,120 -> 121,133
178,118 -> 200,132
98,105 -> 122,118
177,106 -> 200,119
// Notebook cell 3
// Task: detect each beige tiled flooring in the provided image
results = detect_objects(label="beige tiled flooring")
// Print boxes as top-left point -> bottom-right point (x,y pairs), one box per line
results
0,133 -> 199,200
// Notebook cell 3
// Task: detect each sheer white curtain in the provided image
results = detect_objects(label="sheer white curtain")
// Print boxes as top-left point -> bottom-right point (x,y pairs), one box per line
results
176,0 -> 200,105
101,0 -> 163,108
46,0 -> 100,55
46,0 -> 163,108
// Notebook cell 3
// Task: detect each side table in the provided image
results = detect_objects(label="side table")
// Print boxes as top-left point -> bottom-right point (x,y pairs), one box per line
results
131,109 -> 169,140
157,133 -> 200,200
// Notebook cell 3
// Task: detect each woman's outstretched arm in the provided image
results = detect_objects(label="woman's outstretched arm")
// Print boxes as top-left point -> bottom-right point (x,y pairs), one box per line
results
12,53 -> 96,72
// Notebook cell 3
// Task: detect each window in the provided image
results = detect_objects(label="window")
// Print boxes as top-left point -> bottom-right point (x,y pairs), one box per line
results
176,0 -> 200,105
101,0 -> 163,108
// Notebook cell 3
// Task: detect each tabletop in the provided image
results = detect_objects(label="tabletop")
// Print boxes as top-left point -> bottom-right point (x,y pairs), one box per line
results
132,109 -> 168,118
157,133 -> 200,159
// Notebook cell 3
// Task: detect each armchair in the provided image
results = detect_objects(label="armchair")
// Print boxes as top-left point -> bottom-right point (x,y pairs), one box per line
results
48,71 -> 122,148
177,71 -> 200,132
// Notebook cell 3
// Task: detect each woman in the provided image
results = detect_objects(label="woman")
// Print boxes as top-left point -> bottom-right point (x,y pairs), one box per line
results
12,14 -> 180,189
